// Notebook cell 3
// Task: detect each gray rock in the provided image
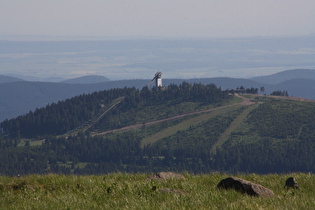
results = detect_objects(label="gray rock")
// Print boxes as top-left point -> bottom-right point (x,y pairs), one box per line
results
217,177 -> 274,197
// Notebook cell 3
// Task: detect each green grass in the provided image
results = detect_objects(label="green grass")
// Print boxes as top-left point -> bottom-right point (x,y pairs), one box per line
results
0,173 -> 314,209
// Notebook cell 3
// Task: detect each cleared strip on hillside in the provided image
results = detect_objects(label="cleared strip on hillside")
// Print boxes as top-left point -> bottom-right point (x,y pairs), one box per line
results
140,105 -> 243,148
61,97 -> 124,137
210,104 -> 258,154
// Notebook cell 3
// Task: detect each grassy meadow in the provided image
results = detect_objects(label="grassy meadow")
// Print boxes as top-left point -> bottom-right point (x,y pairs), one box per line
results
0,173 -> 314,209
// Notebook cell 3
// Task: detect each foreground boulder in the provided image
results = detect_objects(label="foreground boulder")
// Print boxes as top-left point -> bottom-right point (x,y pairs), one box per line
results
285,177 -> 299,189
148,172 -> 185,180
217,177 -> 274,197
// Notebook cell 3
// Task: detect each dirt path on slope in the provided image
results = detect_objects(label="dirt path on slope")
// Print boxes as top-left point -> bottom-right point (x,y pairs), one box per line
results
92,95 -> 255,137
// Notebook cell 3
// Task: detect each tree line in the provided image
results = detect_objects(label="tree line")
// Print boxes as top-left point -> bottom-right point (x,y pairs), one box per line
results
1,82 -> 228,139
2,83 -> 313,176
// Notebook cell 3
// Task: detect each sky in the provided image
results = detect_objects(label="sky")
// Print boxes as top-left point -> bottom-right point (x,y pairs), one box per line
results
1,0 -> 315,39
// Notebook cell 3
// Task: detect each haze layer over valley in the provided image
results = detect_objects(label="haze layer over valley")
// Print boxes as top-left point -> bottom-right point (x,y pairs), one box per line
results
1,36 -> 314,81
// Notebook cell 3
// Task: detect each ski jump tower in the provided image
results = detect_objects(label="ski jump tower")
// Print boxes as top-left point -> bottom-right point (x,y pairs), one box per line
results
155,72 -> 162,87
147,72 -> 162,87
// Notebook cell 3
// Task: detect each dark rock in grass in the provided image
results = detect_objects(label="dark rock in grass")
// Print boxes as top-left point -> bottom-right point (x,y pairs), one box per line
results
148,172 -> 185,181
285,177 -> 299,189
217,177 -> 274,197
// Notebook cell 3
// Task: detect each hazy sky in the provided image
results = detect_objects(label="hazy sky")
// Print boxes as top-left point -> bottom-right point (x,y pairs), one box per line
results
1,0 -> 315,38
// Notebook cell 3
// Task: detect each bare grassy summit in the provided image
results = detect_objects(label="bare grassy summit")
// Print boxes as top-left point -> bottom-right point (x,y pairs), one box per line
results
0,173 -> 314,209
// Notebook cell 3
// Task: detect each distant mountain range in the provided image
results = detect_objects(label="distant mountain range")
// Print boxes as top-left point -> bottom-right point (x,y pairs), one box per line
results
62,75 -> 111,84
251,69 -> 315,84
0,75 -> 23,83
0,69 -> 315,122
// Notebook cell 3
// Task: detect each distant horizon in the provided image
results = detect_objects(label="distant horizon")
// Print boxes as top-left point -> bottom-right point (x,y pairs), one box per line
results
1,34 -> 315,42
1,37 -> 314,81
3,68 -> 315,83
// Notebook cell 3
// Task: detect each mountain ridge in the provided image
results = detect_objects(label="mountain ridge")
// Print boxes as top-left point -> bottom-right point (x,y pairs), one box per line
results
0,75 -> 23,83
62,75 -> 111,84
250,69 -> 315,84
1,69 -> 315,122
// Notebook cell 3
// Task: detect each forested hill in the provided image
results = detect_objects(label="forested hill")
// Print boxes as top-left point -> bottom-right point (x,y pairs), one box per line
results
1,82 -> 315,176
2,69 -> 315,123
1,82 -> 228,139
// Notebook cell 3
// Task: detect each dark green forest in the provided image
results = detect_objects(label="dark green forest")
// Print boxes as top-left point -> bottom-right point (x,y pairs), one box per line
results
1,82 -> 315,176
1,82 -> 226,139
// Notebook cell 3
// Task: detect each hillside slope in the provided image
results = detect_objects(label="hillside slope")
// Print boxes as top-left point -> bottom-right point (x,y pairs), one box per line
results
0,80 -> 148,122
274,78 -> 315,99
1,83 -> 315,175
1,82 -> 228,139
